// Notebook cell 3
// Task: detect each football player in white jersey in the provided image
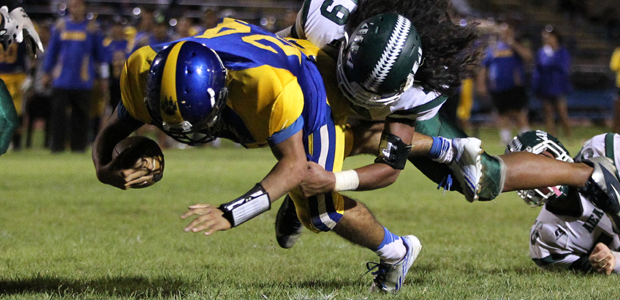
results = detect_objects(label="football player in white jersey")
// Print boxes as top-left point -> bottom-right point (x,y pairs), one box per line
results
275,0 -> 619,253
507,132 -> 620,274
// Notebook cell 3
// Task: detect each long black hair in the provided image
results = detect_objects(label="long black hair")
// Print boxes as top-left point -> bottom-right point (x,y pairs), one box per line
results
347,0 -> 481,96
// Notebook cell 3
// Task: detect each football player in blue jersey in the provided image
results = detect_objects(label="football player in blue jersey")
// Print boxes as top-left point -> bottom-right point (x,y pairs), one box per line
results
93,18 -> 421,293
0,0 -> 44,155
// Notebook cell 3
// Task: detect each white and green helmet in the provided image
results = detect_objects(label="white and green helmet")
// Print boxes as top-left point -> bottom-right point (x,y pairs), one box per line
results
506,130 -> 574,206
337,12 -> 423,108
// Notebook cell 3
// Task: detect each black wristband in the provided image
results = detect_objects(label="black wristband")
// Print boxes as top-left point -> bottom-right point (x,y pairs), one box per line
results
219,183 -> 271,227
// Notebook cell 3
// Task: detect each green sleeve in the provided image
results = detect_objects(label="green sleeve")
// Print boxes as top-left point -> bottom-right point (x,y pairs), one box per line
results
0,79 -> 17,155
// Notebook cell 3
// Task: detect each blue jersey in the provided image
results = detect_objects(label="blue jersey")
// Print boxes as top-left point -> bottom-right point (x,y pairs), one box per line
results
43,18 -> 105,90
531,46 -> 572,97
102,38 -> 130,64
482,40 -> 527,93
119,18 -> 329,148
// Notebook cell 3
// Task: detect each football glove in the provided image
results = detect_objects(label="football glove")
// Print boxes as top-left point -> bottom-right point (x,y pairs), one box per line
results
0,6 -> 44,58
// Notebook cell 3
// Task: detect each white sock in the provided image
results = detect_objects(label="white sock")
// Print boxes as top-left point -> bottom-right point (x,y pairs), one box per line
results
519,127 -> 530,134
375,238 -> 406,264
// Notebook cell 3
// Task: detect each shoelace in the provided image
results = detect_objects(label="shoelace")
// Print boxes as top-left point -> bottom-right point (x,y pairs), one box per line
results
365,261 -> 389,284
437,174 -> 453,195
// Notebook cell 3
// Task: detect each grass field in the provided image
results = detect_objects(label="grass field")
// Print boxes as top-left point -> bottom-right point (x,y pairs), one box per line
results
1,126 -> 620,299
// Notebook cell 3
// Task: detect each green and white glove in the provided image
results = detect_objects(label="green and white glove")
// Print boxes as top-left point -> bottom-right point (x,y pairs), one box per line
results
0,6 -> 44,58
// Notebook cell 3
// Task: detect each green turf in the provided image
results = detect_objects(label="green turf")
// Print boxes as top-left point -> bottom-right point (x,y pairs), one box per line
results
1,126 -> 620,299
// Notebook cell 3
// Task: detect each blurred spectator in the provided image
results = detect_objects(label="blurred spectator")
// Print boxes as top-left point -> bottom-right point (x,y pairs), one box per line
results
456,76 -> 475,131
43,0 -> 106,153
0,42 -> 30,151
200,8 -> 218,31
25,21 -> 53,149
133,16 -> 173,52
172,16 -> 194,40
131,16 -> 174,148
531,28 -> 572,139
477,22 -> 533,145
102,22 -> 130,111
132,8 -> 155,49
611,45 -> 620,133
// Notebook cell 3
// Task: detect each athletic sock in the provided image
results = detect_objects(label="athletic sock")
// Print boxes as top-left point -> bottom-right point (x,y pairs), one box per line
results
428,136 -> 454,164
374,226 -> 406,264
519,127 -> 531,134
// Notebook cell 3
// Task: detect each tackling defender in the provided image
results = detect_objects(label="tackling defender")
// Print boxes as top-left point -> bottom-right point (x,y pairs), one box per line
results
507,132 -> 620,275
0,0 -> 44,155
93,18 -> 421,293
275,0 -> 610,249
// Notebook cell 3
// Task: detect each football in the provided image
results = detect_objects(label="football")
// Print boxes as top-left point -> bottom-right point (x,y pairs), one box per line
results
112,136 -> 165,183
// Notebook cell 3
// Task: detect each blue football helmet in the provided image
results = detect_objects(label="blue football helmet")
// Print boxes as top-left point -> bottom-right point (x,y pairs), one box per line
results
146,41 -> 228,145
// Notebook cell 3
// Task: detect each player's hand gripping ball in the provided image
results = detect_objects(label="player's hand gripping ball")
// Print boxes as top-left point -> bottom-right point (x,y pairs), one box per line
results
112,136 -> 165,188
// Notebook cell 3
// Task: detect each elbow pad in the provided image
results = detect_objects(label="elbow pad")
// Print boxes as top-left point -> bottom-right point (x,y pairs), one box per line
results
374,132 -> 412,170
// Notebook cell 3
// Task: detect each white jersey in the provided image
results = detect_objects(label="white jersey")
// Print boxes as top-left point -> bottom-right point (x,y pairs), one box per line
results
530,197 -> 620,272
529,133 -> 620,272
574,133 -> 620,170
288,0 -> 445,122
291,0 -> 354,49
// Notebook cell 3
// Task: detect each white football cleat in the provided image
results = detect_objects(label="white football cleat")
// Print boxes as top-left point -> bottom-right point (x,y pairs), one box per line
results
450,137 -> 483,202
368,235 -> 422,293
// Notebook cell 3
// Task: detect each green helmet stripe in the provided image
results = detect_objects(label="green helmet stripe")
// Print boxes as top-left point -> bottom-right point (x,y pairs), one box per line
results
605,132 -> 615,161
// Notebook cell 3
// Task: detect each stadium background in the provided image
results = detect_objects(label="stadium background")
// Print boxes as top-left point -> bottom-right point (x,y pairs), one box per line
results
21,0 -> 620,126
2,0 -> 620,299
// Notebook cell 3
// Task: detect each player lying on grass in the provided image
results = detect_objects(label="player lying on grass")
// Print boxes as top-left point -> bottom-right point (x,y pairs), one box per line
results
507,131 -> 620,275
92,18 -> 423,293
274,0 -> 616,249
0,0 -> 44,155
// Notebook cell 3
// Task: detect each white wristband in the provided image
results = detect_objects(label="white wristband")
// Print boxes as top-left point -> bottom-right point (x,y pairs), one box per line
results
334,170 -> 359,192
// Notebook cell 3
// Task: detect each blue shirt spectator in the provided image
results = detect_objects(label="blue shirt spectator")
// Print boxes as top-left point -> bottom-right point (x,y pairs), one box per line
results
532,44 -> 572,97
43,17 -> 105,90
482,40 -> 527,93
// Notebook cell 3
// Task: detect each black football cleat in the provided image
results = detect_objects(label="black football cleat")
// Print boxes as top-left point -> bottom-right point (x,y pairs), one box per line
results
275,196 -> 303,249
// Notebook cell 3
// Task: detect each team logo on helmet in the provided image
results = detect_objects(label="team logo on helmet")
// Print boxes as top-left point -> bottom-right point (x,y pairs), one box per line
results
162,97 -> 177,116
